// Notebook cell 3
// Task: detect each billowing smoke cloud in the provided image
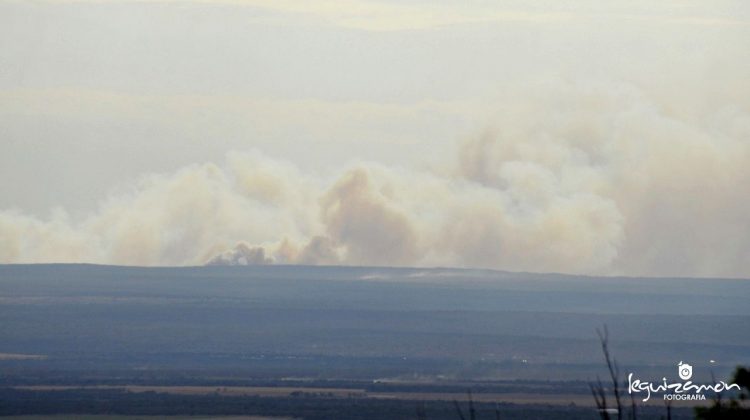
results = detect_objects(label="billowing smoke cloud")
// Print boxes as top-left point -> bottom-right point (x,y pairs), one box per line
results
206,242 -> 272,266
1,82 -> 748,278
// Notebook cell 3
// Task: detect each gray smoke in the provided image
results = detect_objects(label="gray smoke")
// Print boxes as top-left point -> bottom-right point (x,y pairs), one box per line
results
206,242 -> 272,266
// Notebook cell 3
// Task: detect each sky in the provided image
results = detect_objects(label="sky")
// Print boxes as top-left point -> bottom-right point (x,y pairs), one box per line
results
1,0 -> 749,277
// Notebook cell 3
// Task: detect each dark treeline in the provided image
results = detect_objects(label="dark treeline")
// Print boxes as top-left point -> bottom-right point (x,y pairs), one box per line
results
0,387 -> 695,420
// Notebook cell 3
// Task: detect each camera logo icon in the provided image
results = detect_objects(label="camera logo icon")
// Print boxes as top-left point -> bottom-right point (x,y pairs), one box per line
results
678,361 -> 693,380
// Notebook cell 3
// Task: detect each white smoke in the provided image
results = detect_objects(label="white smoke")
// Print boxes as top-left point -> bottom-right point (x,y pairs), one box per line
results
1,82 -> 749,278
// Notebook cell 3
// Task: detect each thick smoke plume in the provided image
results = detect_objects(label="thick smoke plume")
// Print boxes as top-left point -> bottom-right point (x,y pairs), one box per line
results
1,83 -> 748,278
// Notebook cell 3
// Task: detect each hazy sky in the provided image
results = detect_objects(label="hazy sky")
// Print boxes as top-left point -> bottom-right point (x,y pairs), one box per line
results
1,1 -> 749,277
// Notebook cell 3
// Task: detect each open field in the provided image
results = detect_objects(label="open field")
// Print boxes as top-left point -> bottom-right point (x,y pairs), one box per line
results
0,416 -> 294,420
0,386 -> 697,419
1,264 -> 745,418
2,264 -> 748,381
0,353 -> 46,360
14,385 -> 364,398
11,384 -> 709,408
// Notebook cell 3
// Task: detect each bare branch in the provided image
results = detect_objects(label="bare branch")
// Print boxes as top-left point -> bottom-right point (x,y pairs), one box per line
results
597,325 -> 622,420
590,375 -> 610,420
468,390 -> 476,420
415,401 -> 427,420
453,400 -> 467,420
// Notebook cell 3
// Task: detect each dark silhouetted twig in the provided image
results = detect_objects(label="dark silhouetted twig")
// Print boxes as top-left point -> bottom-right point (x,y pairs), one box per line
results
597,325 -> 622,420
591,375 -> 610,420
